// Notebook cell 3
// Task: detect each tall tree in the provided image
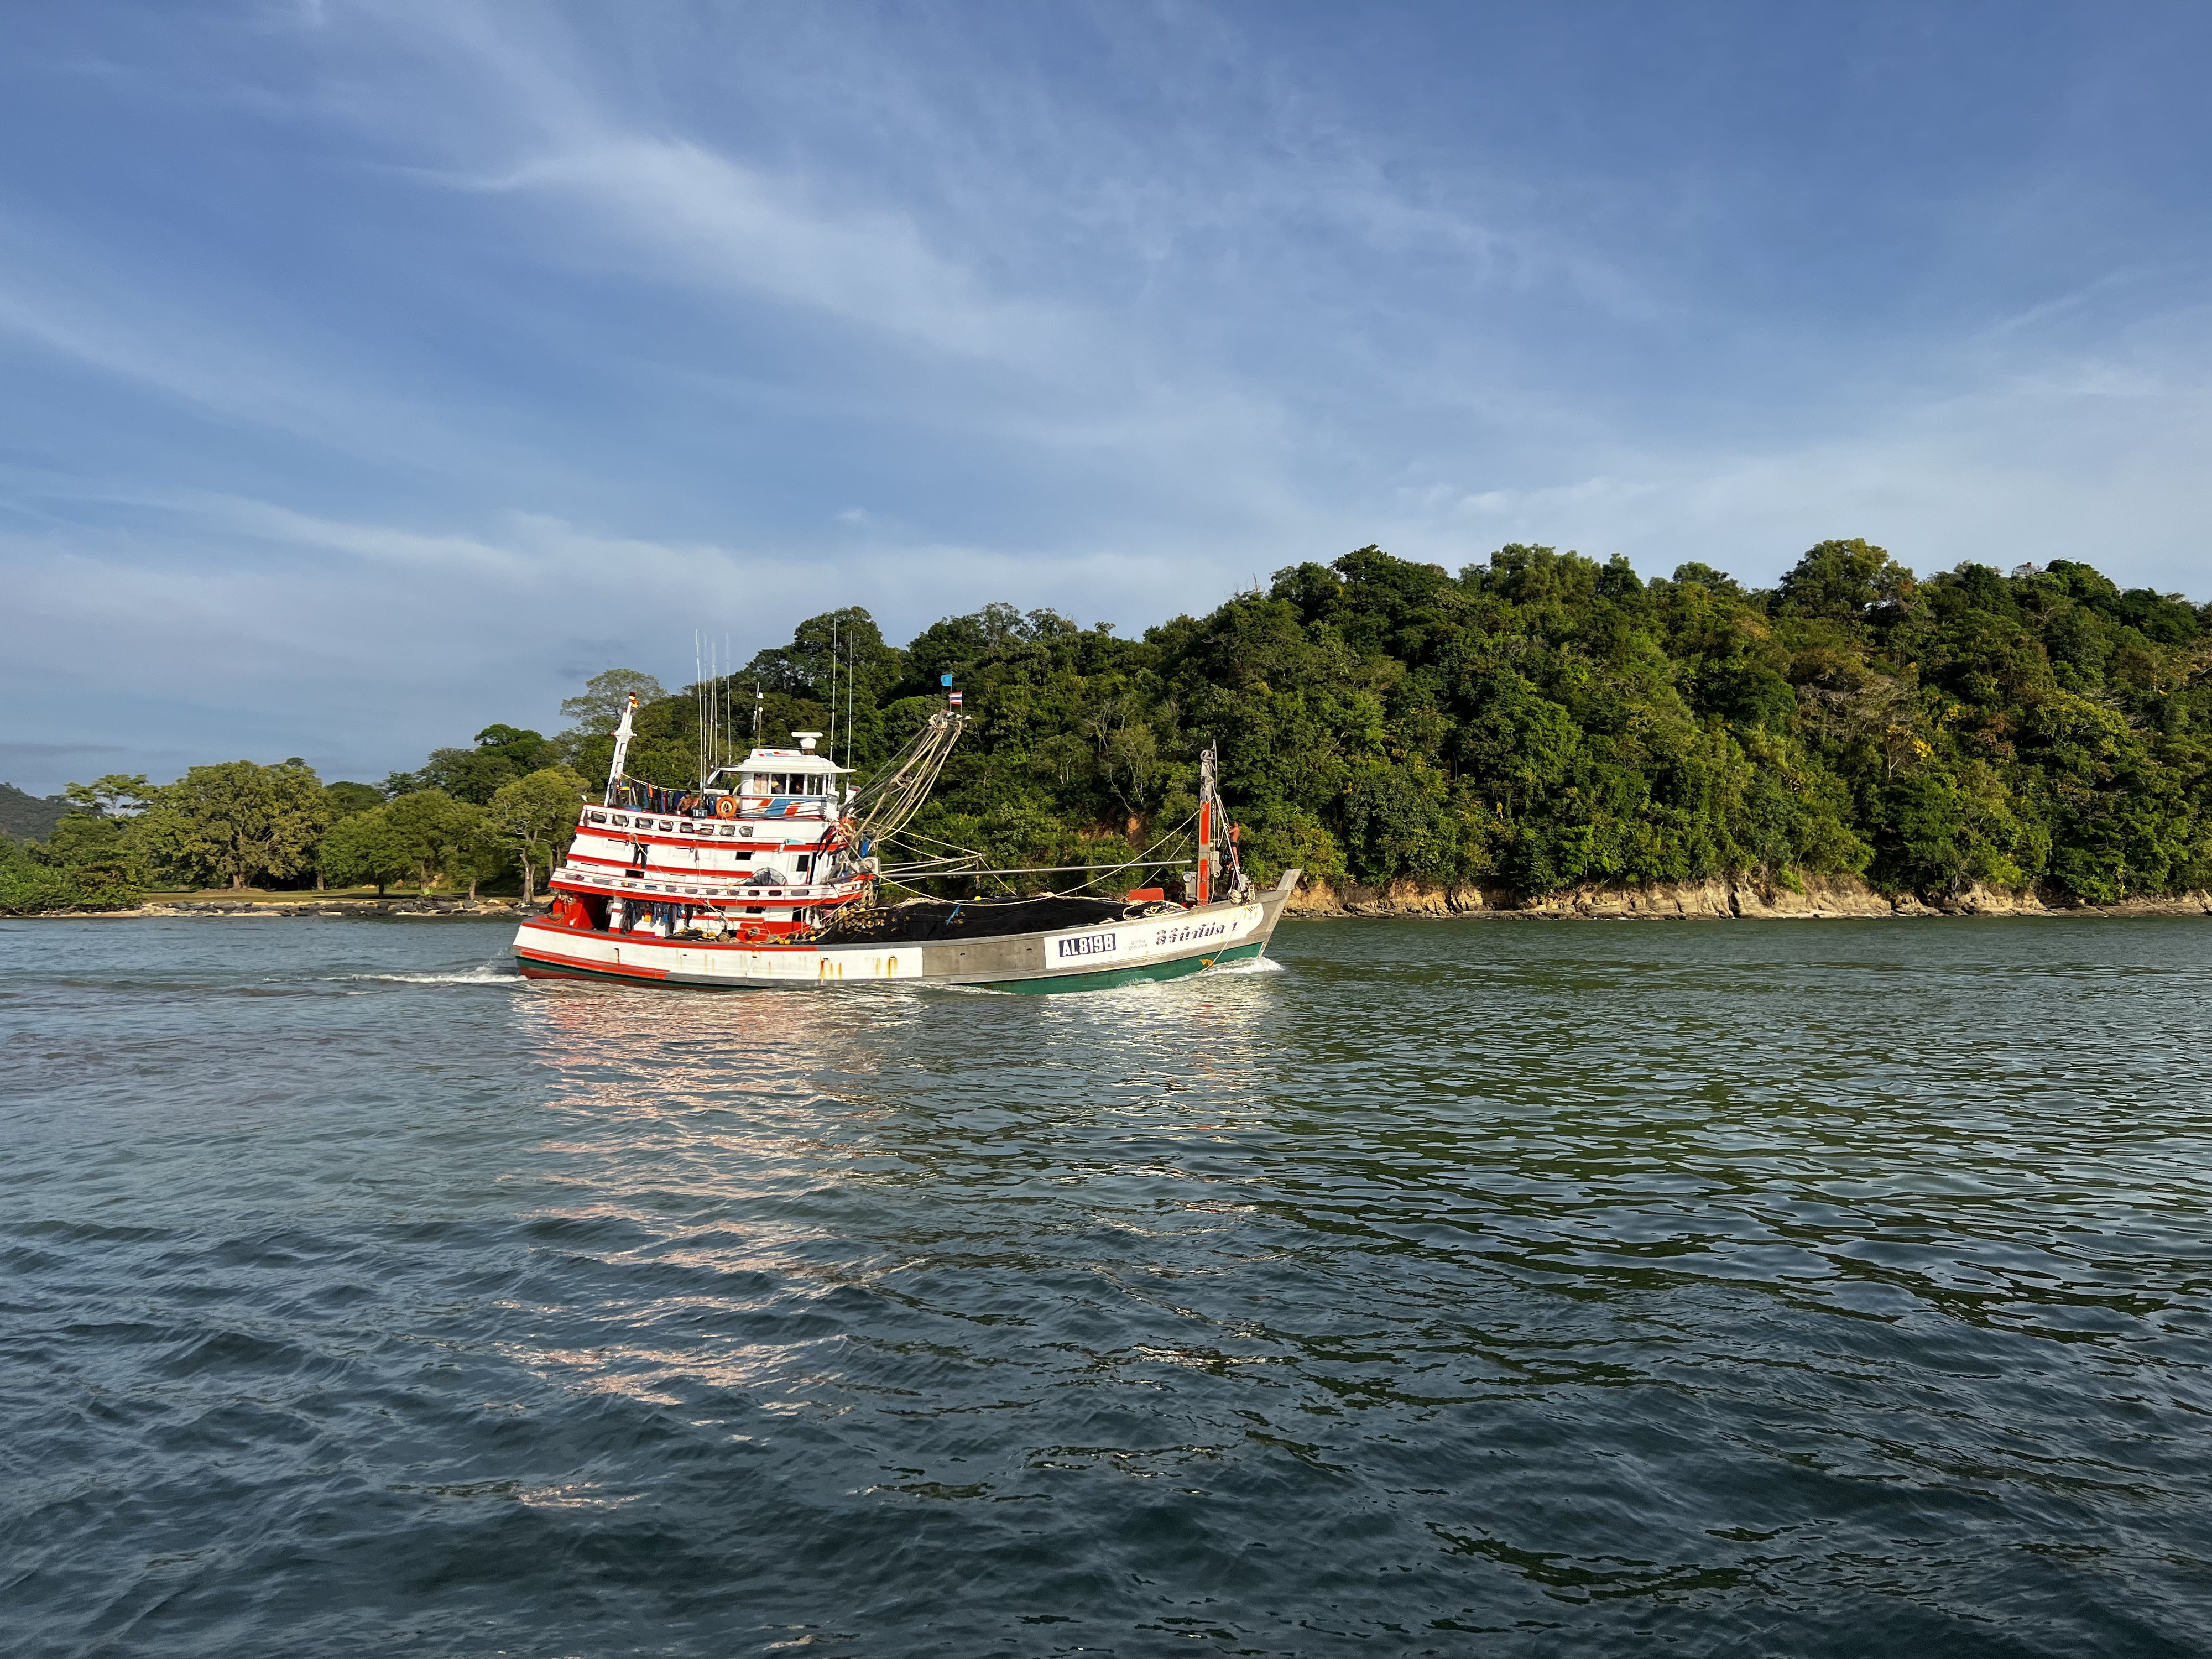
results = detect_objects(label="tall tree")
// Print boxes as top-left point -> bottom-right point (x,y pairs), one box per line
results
135,760 -> 332,891
62,774 -> 156,817
557,669 -> 670,791
439,800 -> 505,900
560,670 -> 667,737
384,790 -> 469,893
488,767 -> 590,903
320,806 -> 415,896
40,773 -> 154,889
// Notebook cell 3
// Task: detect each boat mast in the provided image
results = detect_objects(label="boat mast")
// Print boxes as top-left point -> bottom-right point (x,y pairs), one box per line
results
1197,744 -> 1218,905
604,692 -> 638,806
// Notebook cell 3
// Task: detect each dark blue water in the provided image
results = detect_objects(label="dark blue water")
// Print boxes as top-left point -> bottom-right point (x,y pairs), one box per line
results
4,916 -> 2211,1656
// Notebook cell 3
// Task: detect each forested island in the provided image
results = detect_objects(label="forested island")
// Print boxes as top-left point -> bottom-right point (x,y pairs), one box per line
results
4,539 -> 2208,917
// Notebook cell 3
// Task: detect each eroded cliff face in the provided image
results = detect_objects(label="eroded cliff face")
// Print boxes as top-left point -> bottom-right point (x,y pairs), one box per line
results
1281,875 -> 2212,920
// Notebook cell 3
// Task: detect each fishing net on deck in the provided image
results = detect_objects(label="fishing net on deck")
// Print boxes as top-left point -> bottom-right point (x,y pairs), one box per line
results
807,893 -> 1181,945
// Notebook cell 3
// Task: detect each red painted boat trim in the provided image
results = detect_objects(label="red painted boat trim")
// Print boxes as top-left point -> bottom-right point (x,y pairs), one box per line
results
512,938 -> 671,979
565,839 -> 821,863
515,921 -> 818,956
571,822 -> 838,851
557,851 -> 860,899
543,886 -> 842,934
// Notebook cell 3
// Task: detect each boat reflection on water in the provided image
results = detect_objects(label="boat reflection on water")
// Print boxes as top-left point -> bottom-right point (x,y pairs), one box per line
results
519,961 -> 1289,1129
492,961 -> 1293,1410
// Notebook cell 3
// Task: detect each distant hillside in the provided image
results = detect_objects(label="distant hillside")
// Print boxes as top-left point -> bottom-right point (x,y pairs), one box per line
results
0,784 -> 72,842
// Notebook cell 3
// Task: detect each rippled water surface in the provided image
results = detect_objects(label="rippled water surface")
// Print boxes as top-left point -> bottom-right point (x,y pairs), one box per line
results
5,915 -> 2212,1656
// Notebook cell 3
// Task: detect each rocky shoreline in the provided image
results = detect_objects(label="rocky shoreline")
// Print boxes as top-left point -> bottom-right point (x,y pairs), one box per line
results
1282,873 -> 2212,921
13,877 -> 2211,923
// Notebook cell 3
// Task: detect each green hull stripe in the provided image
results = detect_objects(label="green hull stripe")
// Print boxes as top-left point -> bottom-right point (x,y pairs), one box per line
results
981,938 -> 1269,995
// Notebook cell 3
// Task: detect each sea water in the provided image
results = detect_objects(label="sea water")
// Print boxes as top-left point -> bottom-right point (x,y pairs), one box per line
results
3,915 -> 2209,1656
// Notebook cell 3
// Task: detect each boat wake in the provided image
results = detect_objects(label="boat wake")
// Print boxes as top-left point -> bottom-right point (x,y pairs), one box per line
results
330,962 -> 522,987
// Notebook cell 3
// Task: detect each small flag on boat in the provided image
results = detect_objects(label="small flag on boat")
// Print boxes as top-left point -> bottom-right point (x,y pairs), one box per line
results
948,691 -> 963,706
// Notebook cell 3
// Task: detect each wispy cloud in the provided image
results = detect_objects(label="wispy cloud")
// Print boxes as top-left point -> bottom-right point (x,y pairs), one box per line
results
478,139 -> 1074,368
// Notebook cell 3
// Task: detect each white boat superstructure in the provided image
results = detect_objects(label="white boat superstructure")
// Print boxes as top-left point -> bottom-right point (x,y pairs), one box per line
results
545,733 -> 869,945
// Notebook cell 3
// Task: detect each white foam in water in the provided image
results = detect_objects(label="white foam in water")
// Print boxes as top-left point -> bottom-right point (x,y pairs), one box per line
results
1208,955 -> 1287,975
330,961 -> 521,986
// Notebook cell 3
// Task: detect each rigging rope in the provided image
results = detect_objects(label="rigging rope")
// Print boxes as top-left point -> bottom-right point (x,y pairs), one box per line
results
874,810 -> 1202,898
846,711 -> 969,844
1056,810 -> 1199,896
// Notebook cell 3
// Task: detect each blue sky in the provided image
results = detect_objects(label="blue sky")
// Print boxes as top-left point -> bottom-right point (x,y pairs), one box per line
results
4,2 -> 2209,793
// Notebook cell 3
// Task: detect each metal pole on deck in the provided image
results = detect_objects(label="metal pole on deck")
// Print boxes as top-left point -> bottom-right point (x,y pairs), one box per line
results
1197,745 -> 1217,905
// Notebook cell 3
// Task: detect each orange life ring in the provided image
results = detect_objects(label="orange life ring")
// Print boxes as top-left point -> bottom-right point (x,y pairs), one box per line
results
716,795 -> 738,818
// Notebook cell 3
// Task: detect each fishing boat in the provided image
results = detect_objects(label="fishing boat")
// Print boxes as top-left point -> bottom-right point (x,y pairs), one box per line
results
510,691 -> 1299,992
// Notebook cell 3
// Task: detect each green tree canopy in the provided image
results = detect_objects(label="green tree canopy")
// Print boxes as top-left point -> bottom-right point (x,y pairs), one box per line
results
135,760 -> 332,890
488,766 -> 590,902
320,806 -> 414,896
62,773 -> 156,817
325,780 -> 384,818
49,542 -> 2209,913
560,669 -> 667,736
